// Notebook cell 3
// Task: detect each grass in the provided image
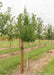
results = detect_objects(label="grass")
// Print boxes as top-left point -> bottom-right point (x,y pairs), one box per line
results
0,41 -> 49,55
0,40 -> 49,48
28,43 -> 54,60
41,58 -> 54,73
0,39 -> 19,46
0,48 -> 20,55
0,44 -> 54,74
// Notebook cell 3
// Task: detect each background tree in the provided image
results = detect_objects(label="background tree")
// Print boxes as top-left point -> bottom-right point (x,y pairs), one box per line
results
6,18 -> 14,48
37,17 -> 43,46
0,4 -> 11,39
5,7 -> 15,47
52,27 -> 54,40
31,13 -> 37,48
43,25 -> 48,40
17,7 -> 36,73
47,24 -> 53,43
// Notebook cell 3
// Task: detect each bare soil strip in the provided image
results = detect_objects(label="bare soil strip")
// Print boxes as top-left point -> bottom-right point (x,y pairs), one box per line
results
0,46 -> 19,51
0,43 -> 51,60
28,50 -> 54,74
12,49 -> 54,75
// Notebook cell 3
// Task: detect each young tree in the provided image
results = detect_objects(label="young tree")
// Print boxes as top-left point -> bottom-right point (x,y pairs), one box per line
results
17,13 -> 24,74
5,7 -> 15,47
43,25 -> 47,39
31,13 -> 37,48
15,13 -> 23,48
37,17 -> 43,46
17,7 -> 36,74
6,19 -> 14,47
47,24 -> 53,43
0,4 -> 10,38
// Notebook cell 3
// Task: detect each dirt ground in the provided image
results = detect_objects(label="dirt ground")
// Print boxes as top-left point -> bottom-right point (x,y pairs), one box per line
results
0,43 -> 51,60
11,46 -> 54,75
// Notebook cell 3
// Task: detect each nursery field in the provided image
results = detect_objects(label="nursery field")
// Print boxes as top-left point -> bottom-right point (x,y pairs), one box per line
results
0,1 -> 54,75
0,39 -> 54,75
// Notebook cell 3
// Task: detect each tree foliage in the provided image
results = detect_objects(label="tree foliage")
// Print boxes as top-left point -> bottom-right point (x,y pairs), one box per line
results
47,24 -> 52,40
17,7 -> 36,42
0,2 -> 54,41
37,17 -> 43,39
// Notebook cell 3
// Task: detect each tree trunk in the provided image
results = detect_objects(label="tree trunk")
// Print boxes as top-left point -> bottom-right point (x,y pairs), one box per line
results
32,42 -> 33,50
20,39 -> 24,74
39,39 -> 41,47
51,40 -> 52,44
44,40 -> 46,46
26,42 -> 29,71
19,39 -> 20,49
10,41 -> 11,48
48,39 -> 49,43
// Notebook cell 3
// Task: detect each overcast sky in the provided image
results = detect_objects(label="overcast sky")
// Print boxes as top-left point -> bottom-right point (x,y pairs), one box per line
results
0,0 -> 54,26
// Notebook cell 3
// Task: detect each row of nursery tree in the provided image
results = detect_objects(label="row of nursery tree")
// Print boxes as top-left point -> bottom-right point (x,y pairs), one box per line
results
0,2 -> 54,73
0,2 -> 54,44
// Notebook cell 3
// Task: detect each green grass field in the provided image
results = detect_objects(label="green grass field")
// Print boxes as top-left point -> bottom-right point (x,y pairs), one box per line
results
0,39 -> 50,48
41,58 -> 54,73
0,40 -> 49,55
0,44 -> 54,74
39,58 -> 54,75
0,39 -> 54,75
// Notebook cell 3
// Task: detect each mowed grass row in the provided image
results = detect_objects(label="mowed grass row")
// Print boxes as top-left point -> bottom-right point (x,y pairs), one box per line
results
0,41 -> 49,55
0,39 -> 37,47
40,58 -> 54,75
0,39 -> 41,46
0,40 -> 50,48
0,39 -> 19,46
0,44 -> 54,74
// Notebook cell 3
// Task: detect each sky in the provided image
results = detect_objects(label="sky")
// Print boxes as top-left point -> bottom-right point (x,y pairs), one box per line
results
0,0 -> 54,26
